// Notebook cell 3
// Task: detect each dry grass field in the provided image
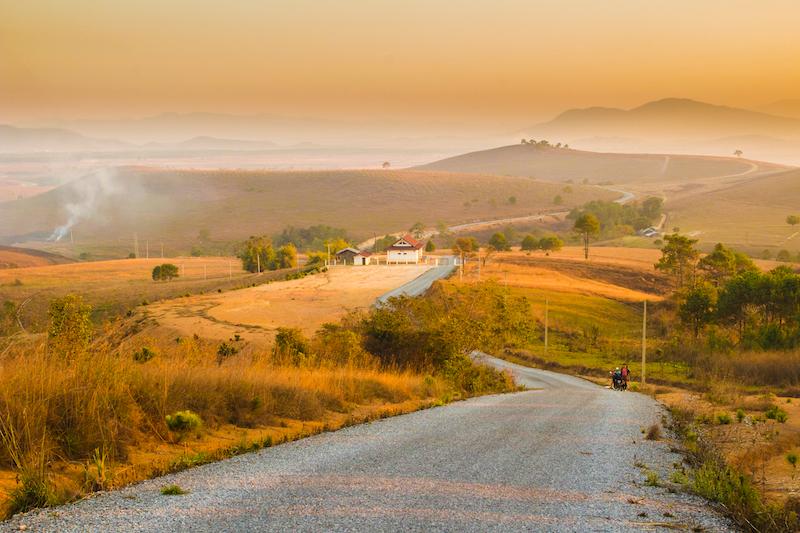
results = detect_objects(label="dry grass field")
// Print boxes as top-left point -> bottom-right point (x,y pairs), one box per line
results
142,264 -> 432,344
0,167 -> 615,257
0,245 -> 72,269
667,167 -> 800,252
0,256 -> 276,331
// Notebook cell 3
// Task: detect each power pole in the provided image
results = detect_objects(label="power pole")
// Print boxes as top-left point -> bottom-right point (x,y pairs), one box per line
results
257,254 -> 261,274
134,233 -> 139,258
161,242 -> 164,259
146,240 -> 149,259
327,242 -> 331,267
544,298 -> 549,356
642,299 -> 648,386
228,260 -> 232,279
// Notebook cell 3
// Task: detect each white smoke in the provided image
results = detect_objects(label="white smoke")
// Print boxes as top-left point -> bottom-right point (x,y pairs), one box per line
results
49,168 -> 122,241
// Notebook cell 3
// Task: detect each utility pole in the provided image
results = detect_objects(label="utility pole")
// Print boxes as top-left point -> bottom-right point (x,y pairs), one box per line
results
70,230 -> 74,244
642,299 -> 647,386
228,259 -> 232,279
161,242 -> 164,259
204,264 -> 207,280
327,242 -> 331,267
134,233 -> 139,258
544,298 -> 549,356
146,240 -> 149,260
257,254 -> 261,274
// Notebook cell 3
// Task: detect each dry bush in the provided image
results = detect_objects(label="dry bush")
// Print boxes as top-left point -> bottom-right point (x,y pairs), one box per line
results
700,351 -> 800,388
645,424 -> 662,441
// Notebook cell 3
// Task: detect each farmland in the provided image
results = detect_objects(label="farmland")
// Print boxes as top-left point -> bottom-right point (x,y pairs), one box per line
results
141,264 -> 434,344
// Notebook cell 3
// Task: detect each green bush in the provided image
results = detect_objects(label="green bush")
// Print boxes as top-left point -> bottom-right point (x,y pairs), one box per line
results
160,484 -> 189,496
133,347 -> 157,363
716,413 -> 732,425
165,410 -> 202,433
766,405 -> 788,423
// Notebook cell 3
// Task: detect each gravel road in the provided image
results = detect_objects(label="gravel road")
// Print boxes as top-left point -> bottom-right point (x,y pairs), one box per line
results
375,259 -> 456,304
5,356 -> 733,532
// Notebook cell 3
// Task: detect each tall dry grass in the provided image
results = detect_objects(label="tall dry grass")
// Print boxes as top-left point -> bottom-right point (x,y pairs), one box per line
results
696,350 -> 800,390
0,334 -> 443,515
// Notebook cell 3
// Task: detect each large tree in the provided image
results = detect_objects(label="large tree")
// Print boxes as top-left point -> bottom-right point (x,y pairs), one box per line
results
573,214 -> 600,259
655,233 -> 699,289
679,284 -> 717,338
488,232 -> 510,251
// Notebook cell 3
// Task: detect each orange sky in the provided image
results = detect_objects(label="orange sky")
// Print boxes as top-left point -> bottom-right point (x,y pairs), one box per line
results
2,0 -> 800,124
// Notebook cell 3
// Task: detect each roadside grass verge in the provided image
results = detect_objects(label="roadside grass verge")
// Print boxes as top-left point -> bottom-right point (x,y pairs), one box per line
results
670,407 -> 799,532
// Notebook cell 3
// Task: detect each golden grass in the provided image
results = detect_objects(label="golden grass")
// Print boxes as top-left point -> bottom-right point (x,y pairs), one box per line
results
0,333 -> 446,515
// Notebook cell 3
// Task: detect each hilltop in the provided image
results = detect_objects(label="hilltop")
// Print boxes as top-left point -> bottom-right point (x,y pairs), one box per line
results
415,144 -> 757,183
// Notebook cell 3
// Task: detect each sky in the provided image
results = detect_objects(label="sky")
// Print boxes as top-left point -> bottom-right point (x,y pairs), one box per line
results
2,0 -> 800,126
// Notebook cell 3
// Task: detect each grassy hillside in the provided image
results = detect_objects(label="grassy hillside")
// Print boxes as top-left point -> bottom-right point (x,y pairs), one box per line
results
0,246 -> 72,269
0,167 -> 615,256
415,144 -> 756,183
668,167 -> 800,252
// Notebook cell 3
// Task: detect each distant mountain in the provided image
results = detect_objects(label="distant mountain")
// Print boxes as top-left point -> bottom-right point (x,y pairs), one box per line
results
526,98 -> 800,141
758,100 -> 800,119
0,124 -> 128,153
144,136 -> 277,151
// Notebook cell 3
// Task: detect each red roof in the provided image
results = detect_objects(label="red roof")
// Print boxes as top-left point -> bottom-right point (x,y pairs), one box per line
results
386,234 -> 423,251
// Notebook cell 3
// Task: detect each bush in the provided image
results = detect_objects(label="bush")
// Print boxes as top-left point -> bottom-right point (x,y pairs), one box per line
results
165,410 -> 203,433
766,405 -> 788,423
645,424 -> 662,440
160,484 -> 189,496
152,263 -> 179,281
716,413 -> 732,425
133,347 -> 157,363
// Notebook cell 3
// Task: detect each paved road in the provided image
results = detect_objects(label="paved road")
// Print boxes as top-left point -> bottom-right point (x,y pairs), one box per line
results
6,355 -> 732,532
375,259 -> 456,304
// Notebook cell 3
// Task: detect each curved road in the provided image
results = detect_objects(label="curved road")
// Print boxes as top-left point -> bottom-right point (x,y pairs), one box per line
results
376,258 -> 457,304
6,356 -> 731,532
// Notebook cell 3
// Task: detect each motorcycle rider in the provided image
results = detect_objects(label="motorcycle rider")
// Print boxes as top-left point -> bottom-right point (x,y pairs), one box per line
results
621,364 -> 630,389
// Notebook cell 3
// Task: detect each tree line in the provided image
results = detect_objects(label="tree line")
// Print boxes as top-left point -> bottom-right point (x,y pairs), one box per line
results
659,236 -> 800,350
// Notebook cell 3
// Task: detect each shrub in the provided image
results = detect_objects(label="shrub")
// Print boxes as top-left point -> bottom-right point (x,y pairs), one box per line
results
766,405 -> 788,423
133,347 -> 157,363
152,263 -> 179,281
716,413 -> 732,425
735,408 -> 745,423
165,411 -> 203,433
644,470 -> 660,486
47,295 -> 92,359
216,342 -> 239,365
645,424 -> 662,440
160,484 -> 189,496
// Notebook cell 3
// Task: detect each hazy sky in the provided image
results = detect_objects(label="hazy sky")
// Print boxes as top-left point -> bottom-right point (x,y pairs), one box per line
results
2,0 -> 800,125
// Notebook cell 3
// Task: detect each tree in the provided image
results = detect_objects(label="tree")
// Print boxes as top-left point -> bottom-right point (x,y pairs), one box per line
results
655,234 -> 699,289
787,215 -> 800,227
777,249 -> 793,262
508,196 -> 517,205
488,232 -> 510,251
274,243 -> 298,269
425,240 -> 436,252
238,235 -> 276,273
152,263 -> 179,281
641,197 -> 664,220
453,237 -> 478,266
409,222 -> 425,239
679,284 -> 717,337
553,195 -> 563,206
47,295 -> 92,359
539,236 -> 564,253
520,235 -> 538,252
698,243 -> 740,287
734,149 -> 743,157
573,214 -> 600,259
481,244 -> 496,266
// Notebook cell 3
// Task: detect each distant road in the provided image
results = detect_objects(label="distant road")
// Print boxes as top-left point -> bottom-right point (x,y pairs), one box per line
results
376,258 -> 457,304
6,354 -> 731,532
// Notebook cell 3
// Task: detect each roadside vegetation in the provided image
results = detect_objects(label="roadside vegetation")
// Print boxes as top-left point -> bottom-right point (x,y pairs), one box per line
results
0,279 -> 525,517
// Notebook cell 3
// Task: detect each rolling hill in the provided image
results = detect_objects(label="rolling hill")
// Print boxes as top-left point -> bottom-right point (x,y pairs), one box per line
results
0,124 -> 128,153
667,167 -> 800,251
415,144 -> 758,184
0,168 -> 616,255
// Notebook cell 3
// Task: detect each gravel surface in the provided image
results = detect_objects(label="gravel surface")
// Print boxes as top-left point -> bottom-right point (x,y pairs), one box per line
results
375,259 -> 456,304
5,356 -> 734,532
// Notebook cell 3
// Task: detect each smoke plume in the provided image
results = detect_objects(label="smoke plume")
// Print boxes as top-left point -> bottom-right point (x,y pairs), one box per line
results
49,168 -> 122,241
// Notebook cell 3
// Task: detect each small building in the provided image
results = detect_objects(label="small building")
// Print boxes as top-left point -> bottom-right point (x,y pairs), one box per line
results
386,235 -> 423,264
335,247 -> 372,265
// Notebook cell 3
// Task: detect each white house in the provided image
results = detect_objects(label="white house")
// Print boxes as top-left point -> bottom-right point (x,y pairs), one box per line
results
386,235 -> 423,264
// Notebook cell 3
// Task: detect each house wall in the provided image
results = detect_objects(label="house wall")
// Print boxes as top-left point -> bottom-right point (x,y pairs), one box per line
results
387,249 -> 420,264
